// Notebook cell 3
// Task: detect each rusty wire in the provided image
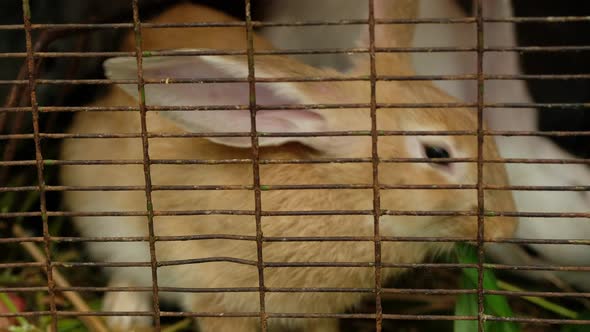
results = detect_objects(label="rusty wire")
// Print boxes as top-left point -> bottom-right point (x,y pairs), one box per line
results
2,44 -> 590,60
0,15 -> 589,32
129,0 -> 162,328
19,0 -> 58,331
368,0 -> 383,330
475,0 -> 485,330
1,0 -> 590,331
244,0 -> 268,329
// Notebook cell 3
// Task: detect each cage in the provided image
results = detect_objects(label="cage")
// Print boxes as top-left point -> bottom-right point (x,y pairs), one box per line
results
0,0 -> 589,332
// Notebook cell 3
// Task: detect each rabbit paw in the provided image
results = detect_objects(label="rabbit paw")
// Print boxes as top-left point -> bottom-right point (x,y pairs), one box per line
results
103,280 -> 153,330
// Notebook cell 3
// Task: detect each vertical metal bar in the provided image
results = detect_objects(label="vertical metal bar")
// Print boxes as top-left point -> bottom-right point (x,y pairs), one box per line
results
475,0 -> 486,331
244,0 -> 267,330
20,1 -> 58,330
130,0 -> 162,330
367,0 -> 383,331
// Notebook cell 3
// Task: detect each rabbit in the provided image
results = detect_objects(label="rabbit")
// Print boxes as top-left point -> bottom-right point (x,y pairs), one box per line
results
477,1 -> 590,290
412,0 -> 590,290
60,1 -> 516,331
485,136 -> 590,290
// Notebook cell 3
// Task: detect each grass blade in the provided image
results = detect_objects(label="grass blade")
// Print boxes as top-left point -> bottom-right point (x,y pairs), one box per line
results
455,243 -> 520,332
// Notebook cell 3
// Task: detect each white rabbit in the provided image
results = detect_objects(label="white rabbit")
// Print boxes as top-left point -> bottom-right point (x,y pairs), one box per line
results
60,1 -> 515,331
412,0 -> 590,290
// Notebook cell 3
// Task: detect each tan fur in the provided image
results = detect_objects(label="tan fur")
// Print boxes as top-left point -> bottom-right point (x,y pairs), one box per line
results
60,1 -> 516,331
355,0 -> 420,75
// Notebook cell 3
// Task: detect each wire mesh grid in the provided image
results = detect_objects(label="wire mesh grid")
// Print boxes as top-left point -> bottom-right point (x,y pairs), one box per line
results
0,0 -> 590,331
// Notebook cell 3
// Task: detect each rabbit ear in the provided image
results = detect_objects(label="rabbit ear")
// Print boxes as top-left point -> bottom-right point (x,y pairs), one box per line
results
104,53 -> 338,148
481,0 -> 538,132
352,0 -> 419,75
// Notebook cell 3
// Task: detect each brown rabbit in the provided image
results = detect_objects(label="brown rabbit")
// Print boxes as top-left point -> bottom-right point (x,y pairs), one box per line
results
60,1 -> 516,331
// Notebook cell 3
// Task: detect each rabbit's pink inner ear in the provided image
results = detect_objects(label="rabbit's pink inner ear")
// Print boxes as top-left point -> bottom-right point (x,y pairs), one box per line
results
103,55 -> 328,148
157,79 -> 327,148
149,81 -> 327,147
207,109 -> 326,148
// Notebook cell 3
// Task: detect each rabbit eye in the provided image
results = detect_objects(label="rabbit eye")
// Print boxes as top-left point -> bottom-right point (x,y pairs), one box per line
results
423,144 -> 451,166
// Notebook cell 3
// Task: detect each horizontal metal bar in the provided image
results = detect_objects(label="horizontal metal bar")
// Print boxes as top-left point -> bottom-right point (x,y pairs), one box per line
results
486,289 -> 590,298
4,73 -> 590,86
486,263 -> 590,272
2,102 -> 589,113
0,286 -> 588,300
1,183 -> 583,193
2,311 -> 587,323
0,260 -> 475,269
0,287 -> 49,293
159,312 -> 476,321
485,16 -> 590,23
486,316 -> 590,325
2,45 -> 590,59
3,157 -> 590,167
0,235 -> 252,244
482,211 -> 590,218
485,74 -> 590,80
1,236 -> 589,246
263,262 -> 473,268
158,257 -> 258,267
2,209 -> 588,219
1,16 -> 589,31
485,130 -> 590,137
488,238 -> 590,245
0,262 -> 44,268
51,261 -> 152,268
484,185 -> 590,191
2,102 -> 588,114
0,311 -> 154,318
0,285 -> 586,298
5,130 -> 590,142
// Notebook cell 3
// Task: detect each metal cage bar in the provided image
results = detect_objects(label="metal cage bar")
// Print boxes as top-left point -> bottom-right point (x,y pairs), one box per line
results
244,0 -> 268,330
129,0 -> 163,328
367,1 -> 383,331
0,15 -> 589,32
475,1 -> 486,331
19,0 -> 58,330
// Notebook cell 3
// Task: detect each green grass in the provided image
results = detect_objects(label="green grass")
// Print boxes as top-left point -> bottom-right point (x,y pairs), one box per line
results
454,243 -> 520,332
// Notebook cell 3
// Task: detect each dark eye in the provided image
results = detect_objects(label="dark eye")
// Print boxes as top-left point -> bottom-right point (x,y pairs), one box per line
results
423,145 -> 451,166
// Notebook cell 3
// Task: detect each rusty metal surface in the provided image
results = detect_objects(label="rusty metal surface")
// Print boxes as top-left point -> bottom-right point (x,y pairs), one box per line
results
20,0 -> 58,330
129,0 -> 162,328
0,15 -> 589,32
368,1 -> 383,331
244,0 -> 268,329
475,1 -> 485,331
3,45 -> 590,59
